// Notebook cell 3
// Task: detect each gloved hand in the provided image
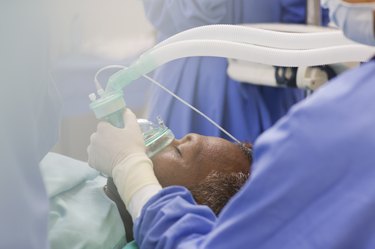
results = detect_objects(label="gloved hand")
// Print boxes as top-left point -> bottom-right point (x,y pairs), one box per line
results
88,108 -> 162,219
87,108 -> 146,176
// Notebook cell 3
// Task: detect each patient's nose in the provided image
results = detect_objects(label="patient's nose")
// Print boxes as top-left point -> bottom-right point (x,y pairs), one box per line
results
176,133 -> 199,145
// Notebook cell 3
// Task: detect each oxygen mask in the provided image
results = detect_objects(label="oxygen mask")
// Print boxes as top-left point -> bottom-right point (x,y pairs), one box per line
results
138,117 -> 175,158
89,91 -> 174,158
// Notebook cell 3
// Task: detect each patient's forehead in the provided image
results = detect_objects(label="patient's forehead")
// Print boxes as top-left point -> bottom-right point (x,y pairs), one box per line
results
198,136 -> 250,173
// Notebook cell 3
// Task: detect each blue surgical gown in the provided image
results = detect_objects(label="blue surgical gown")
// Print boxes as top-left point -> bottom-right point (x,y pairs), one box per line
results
135,58 -> 375,248
0,1 -> 61,248
143,0 -> 328,141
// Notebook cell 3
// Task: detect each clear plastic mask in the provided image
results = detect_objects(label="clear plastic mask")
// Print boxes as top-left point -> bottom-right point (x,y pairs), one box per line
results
137,117 -> 175,158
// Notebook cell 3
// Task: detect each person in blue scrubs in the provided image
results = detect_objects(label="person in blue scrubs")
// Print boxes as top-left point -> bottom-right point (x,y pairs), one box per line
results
0,1 -> 61,248
87,0 -> 375,248
133,58 -> 375,248
143,0 -> 328,142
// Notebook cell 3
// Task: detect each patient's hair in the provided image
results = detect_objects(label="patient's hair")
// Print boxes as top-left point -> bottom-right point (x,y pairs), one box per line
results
238,142 -> 253,164
189,170 -> 249,215
189,142 -> 252,215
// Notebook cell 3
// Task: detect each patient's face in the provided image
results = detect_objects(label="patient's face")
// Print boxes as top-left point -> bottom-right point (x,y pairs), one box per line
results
151,133 -> 251,188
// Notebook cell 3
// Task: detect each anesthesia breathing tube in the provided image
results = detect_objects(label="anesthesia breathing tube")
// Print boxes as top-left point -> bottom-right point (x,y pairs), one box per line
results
89,24 -> 375,148
104,24 -> 375,92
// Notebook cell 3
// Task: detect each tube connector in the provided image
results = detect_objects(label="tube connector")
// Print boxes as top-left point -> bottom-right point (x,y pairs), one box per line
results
89,90 -> 126,128
106,55 -> 157,92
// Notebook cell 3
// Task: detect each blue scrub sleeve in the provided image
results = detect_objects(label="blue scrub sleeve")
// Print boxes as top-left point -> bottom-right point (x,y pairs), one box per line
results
135,110 -> 339,248
135,61 -> 375,248
135,187 -> 216,249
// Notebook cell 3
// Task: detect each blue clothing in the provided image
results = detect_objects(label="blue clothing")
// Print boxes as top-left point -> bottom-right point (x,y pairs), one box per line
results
144,0 -> 328,141
0,2 -> 61,248
135,59 -> 375,248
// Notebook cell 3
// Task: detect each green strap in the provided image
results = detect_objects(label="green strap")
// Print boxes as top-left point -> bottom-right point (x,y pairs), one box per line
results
122,240 -> 139,249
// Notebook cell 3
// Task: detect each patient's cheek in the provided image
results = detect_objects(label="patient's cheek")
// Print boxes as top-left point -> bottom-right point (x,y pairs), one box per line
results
153,159 -> 201,188
152,158 -> 178,187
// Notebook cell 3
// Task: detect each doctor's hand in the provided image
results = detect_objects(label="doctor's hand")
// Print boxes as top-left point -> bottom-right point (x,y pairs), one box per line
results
87,109 -> 146,176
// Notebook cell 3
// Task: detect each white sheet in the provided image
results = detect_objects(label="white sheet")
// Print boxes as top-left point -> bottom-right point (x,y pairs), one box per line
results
40,152 -> 126,249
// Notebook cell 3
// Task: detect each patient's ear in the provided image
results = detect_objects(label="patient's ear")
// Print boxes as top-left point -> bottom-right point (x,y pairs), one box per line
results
239,142 -> 253,164
104,178 -> 134,242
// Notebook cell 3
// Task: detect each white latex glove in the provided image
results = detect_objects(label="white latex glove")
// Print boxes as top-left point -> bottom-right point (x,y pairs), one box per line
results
88,109 -> 162,219
87,109 -> 145,176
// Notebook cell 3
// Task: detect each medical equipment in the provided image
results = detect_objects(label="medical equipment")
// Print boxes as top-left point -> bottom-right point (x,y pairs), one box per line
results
89,90 -> 126,128
90,66 -> 177,156
138,118 -> 175,158
89,69 -> 175,157
226,24 -> 356,89
103,24 -> 375,92
88,90 -> 174,157
91,65 -> 242,144
89,24 -> 375,142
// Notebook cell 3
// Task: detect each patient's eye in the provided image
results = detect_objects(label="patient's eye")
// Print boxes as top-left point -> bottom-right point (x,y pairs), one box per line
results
174,145 -> 182,157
